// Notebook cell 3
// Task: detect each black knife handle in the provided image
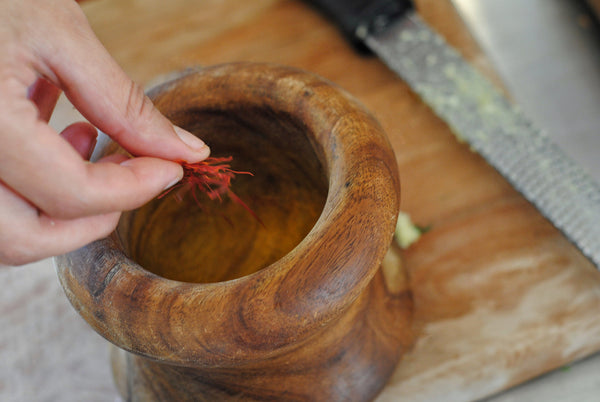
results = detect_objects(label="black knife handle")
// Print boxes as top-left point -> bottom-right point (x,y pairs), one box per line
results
304,0 -> 413,46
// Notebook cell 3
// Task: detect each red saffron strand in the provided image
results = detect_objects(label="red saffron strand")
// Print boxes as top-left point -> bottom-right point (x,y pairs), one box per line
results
158,157 -> 262,225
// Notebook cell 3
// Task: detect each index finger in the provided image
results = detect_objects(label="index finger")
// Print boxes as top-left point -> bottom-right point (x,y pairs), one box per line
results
32,0 -> 210,164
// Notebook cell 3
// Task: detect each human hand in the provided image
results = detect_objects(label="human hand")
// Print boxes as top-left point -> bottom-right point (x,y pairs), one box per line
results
0,0 -> 210,266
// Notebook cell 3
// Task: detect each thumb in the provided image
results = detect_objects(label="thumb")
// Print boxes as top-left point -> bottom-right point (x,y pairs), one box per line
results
37,2 -> 209,163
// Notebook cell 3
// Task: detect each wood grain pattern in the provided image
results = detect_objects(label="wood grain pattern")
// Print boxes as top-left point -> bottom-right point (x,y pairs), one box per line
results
41,0 -> 600,401
55,63 -> 414,401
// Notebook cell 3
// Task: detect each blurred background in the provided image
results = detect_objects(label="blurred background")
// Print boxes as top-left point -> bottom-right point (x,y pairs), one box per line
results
454,1 -> 600,400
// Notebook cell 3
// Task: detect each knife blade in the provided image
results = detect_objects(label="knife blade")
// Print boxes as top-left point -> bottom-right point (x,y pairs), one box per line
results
305,0 -> 600,269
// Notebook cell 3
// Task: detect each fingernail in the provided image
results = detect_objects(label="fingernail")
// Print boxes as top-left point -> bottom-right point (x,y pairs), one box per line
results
119,158 -> 183,191
174,126 -> 210,156
164,162 -> 184,190
163,175 -> 183,191
119,158 -> 134,167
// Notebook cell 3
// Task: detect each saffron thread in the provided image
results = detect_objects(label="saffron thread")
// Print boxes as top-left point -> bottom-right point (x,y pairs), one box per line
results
158,157 -> 262,225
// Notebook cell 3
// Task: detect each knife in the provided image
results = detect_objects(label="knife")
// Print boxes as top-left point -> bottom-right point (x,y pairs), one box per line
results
304,0 -> 600,269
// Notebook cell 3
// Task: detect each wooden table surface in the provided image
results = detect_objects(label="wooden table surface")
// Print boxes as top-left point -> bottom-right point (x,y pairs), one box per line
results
3,0 -> 600,401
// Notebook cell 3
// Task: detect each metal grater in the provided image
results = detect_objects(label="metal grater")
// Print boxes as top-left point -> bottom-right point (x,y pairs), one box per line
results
365,11 -> 600,267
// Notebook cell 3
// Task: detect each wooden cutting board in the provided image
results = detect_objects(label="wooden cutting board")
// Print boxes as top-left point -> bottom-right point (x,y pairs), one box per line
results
76,0 -> 600,400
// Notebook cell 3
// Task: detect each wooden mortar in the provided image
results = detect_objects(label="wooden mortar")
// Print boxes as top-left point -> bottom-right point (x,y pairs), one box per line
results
55,63 -> 414,401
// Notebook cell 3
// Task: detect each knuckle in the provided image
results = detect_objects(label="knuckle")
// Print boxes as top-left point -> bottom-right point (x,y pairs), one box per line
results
44,196 -> 88,220
41,185 -> 91,219
124,80 -> 155,124
40,164 -> 122,220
